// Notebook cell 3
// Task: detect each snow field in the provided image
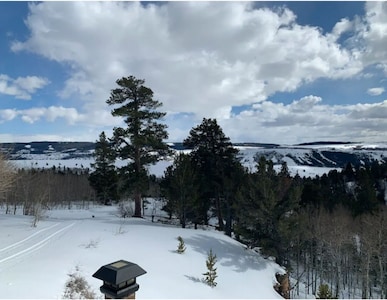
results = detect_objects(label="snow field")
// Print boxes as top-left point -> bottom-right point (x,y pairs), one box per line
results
0,205 -> 284,299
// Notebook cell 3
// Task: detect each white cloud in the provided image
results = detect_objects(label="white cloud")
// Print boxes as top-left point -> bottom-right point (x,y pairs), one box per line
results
0,105 -> 121,134
12,2 -> 363,120
20,108 -> 46,123
6,2 -> 387,144
356,2 -> 387,73
45,106 -> 83,124
0,109 -> 18,123
220,97 -> 387,144
0,133 -> 80,143
289,95 -> 323,113
330,18 -> 353,41
14,76 -> 50,94
0,106 -> 83,125
0,74 -> 49,100
367,87 -> 385,96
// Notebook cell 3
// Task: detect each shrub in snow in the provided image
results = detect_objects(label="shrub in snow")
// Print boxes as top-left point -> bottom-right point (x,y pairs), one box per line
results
63,267 -> 96,299
118,200 -> 134,218
203,249 -> 217,288
83,239 -> 99,249
317,283 -> 335,299
176,236 -> 186,253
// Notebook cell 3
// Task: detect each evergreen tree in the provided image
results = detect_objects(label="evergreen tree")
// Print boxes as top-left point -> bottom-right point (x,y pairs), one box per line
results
89,131 -> 118,204
317,283 -> 335,299
235,156 -> 299,265
203,249 -> 217,287
176,236 -> 186,254
107,76 -> 169,217
161,153 -> 200,228
353,167 -> 379,216
183,118 -> 240,230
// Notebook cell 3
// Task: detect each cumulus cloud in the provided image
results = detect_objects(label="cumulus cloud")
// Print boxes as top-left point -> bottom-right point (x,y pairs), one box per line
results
0,109 -> 18,123
0,74 -> 49,99
0,106 -> 84,125
330,18 -> 353,41
11,1 -> 363,118
220,97 -> 387,144
367,87 -> 385,96
0,133 -> 79,143
6,2 -> 387,143
356,2 -> 387,73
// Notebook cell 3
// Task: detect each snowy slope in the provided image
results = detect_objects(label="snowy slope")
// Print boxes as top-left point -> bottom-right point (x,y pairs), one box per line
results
0,204 -> 285,299
9,142 -> 387,178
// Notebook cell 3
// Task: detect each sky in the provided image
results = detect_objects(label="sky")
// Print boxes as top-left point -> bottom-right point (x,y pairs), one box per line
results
0,1 -> 386,144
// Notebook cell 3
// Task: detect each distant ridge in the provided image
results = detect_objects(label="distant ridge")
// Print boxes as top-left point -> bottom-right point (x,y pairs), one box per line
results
170,142 -> 280,150
296,141 -> 354,146
0,141 -> 95,156
2,141 -> 387,170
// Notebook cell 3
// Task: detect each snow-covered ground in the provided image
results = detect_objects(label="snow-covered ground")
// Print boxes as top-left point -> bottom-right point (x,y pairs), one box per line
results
0,203 -> 285,299
10,154 -> 338,179
10,141 -> 387,179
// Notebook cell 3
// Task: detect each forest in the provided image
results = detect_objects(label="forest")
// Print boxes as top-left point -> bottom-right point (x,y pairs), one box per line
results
158,118 -> 387,299
0,75 -> 386,298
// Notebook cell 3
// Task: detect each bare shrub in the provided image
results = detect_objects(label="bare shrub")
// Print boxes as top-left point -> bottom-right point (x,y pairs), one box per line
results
82,239 -> 99,249
118,200 -> 134,218
63,266 -> 96,299
0,152 -> 17,212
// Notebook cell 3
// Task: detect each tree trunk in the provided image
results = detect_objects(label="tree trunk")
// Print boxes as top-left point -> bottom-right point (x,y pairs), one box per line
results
133,191 -> 142,218
224,201 -> 232,237
181,205 -> 186,228
215,195 -> 224,231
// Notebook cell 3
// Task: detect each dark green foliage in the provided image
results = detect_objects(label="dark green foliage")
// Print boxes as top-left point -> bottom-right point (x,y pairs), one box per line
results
89,131 -> 118,204
161,153 -> 200,227
183,118 -> 242,232
317,283 -> 335,299
107,76 -> 169,217
353,167 -> 379,216
203,249 -> 217,287
235,157 -> 299,265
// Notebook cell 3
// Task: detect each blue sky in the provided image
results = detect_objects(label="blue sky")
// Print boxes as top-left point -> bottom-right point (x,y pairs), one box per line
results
0,1 -> 386,144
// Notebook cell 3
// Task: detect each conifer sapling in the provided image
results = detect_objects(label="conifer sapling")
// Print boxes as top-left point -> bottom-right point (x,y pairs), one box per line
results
317,283 -> 334,299
177,236 -> 186,254
203,249 -> 217,287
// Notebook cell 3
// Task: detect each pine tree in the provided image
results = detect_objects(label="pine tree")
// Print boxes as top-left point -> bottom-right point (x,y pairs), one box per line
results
183,118 -> 240,230
317,283 -> 334,299
107,76 -> 170,217
161,153 -> 199,228
89,131 -> 118,204
176,236 -> 186,254
203,249 -> 217,287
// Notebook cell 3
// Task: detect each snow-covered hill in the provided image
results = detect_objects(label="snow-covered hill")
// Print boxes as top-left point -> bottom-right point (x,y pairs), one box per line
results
0,204 -> 285,299
6,141 -> 387,178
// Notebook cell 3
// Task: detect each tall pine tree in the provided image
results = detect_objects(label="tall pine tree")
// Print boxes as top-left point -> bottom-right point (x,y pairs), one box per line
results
107,76 -> 169,217
183,118 -> 240,230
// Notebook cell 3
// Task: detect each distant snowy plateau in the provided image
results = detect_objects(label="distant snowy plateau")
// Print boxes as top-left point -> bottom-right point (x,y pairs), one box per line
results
3,141 -> 387,178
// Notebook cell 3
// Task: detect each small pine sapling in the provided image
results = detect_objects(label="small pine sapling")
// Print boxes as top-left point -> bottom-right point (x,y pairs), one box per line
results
317,283 -> 335,299
203,249 -> 217,287
177,236 -> 186,253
